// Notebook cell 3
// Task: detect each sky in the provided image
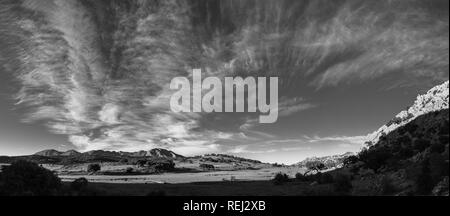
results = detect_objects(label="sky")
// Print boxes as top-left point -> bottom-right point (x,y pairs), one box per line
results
0,0 -> 448,164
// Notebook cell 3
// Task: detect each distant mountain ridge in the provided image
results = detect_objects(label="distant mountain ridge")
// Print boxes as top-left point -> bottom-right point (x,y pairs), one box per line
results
35,149 -> 80,157
295,152 -> 355,169
365,81 -> 449,147
34,148 -> 184,159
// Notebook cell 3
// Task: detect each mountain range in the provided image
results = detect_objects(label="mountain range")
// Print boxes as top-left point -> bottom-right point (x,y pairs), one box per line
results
34,148 -> 184,159
0,148 -> 185,165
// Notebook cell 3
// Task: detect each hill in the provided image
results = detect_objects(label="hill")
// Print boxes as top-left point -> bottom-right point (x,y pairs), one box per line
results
339,109 -> 449,195
0,148 -> 184,165
295,152 -> 354,169
365,81 -> 449,147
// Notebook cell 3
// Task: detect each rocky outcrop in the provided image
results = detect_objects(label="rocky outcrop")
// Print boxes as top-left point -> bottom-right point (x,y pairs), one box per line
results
365,81 -> 449,147
295,152 -> 355,169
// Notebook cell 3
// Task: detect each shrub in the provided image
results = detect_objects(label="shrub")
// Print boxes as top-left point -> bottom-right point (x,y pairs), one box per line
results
429,153 -> 449,183
397,135 -> 412,146
333,174 -> 352,194
343,155 -> 359,166
380,176 -> 396,195
135,160 -> 148,167
358,147 -> 392,172
415,159 -> 433,195
87,164 -> 101,173
413,139 -> 431,152
147,159 -> 175,172
126,167 -> 134,174
273,173 -> 290,185
199,164 -> 215,170
438,136 -> 449,145
295,173 -> 309,182
0,160 -> 61,196
430,143 -> 446,154
318,173 -> 334,184
397,148 -> 414,159
439,121 -> 449,135
305,161 -> 327,174
70,178 -> 89,191
403,123 -> 418,134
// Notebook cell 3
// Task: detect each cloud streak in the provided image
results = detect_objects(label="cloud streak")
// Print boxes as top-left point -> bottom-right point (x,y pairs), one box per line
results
0,0 -> 447,156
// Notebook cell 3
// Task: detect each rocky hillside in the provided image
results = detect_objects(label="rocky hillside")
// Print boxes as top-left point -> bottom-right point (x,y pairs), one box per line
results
119,148 -> 184,159
35,150 -> 81,157
295,152 -> 354,169
0,148 -> 184,164
341,109 -> 449,195
365,81 -> 449,147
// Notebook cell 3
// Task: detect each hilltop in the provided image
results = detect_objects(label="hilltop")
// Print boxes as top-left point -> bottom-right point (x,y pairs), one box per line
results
365,81 -> 449,147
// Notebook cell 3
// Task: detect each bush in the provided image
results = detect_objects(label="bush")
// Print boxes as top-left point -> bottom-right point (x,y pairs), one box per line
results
397,135 -> 412,146
119,158 -> 129,164
318,173 -> 334,184
126,167 -> 134,174
87,164 -> 101,173
358,147 -> 392,171
295,173 -> 309,182
438,136 -> 449,145
70,178 -> 89,191
67,177 -> 103,196
273,173 -> 290,185
380,176 -> 396,195
413,139 -> 431,152
430,143 -> 446,154
333,174 -> 352,194
429,153 -> 449,183
343,155 -> 359,166
135,160 -> 147,167
0,160 -> 61,196
397,148 -> 414,159
199,164 -> 215,170
415,159 -> 433,195
305,161 -> 327,174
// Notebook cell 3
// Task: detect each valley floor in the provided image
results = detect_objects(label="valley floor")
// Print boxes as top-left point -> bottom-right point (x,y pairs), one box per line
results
67,180 -> 332,196
58,167 -> 306,184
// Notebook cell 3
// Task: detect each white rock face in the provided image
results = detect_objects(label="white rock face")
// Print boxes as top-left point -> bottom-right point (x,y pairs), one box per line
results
365,81 -> 449,147
295,152 -> 355,168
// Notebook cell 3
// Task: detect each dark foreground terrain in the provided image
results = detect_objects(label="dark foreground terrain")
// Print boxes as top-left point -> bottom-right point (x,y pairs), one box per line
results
69,181 -> 336,196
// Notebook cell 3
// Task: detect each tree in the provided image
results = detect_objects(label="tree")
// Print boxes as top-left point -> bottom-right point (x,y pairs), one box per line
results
126,167 -> 134,174
413,138 -> 431,152
304,161 -> 327,175
199,164 -> 215,170
147,159 -> 175,172
295,172 -> 309,182
358,146 -> 392,172
87,164 -> 101,173
333,174 -> 352,194
135,160 -> 148,167
343,155 -> 359,166
273,173 -> 290,185
416,159 -> 433,195
0,160 -> 61,196
70,178 -> 89,191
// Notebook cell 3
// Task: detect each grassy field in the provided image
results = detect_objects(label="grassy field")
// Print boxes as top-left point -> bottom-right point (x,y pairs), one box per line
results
58,167 -> 307,184
72,180 -> 335,196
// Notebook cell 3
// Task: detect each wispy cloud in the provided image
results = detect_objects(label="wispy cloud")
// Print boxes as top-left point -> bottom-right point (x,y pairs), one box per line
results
1,0 -> 447,157
307,135 -> 367,146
